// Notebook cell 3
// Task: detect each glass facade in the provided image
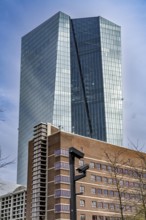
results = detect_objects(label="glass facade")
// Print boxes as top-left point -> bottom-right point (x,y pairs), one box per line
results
17,12 -> 122,185
53,12 -> 71,131
71,16 -> 122,145
100,17 -> 122,145
71,17 -> 106,140
17,12 -> 71,184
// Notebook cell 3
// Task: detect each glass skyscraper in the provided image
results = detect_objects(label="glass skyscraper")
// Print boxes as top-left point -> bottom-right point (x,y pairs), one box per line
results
17,12 -> 122,184
71,16 -> 122,145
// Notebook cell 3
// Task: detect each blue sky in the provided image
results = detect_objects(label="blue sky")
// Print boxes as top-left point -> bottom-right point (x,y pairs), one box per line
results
0,0 -> 146,183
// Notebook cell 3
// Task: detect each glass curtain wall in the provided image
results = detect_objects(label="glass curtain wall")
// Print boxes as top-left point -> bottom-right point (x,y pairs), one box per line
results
18,12 -> 71,184
71,17 -> 106,140
100,17 -> 123,146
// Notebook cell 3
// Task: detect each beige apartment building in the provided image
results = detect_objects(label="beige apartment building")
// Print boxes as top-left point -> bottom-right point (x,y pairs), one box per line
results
0,185 -> 26,220
26,123 -> 146,220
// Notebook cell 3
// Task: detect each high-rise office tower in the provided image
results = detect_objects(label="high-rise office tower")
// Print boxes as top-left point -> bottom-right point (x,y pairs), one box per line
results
17,12 -> 122,184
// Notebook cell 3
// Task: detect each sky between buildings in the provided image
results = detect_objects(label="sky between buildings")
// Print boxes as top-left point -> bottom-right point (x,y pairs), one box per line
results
0,0 -> 146,183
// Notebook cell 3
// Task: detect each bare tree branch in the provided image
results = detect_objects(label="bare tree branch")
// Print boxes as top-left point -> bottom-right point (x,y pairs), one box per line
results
128,145 -> 146,220
0,147 -> 15,169
103,148 -> 146,220
104,149 -> 131,220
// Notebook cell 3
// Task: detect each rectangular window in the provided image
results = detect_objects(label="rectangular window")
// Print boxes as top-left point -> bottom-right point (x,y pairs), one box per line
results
134,182 -> 139,188
54,189 -> 70,198
54,175 -> 70,184
80,215 -> 85,220
129,182 -> 134,187
109,203 -> 115,210
54,162 -> 69,170
121,192 -> 125,198
91,175 -> 96,181
80,200 -> 85,207
113,178 -> 116,185
90,162 -> 95,168
128,170 -> 133,176
115,204 -> 120,211
133,171 -> 138,178
79,160 -> 84,166
80,186 -> 85,193
124,169 -> 128,175
103,189 -> 108,196
125,193 -> 130,199
103,177 -> 108,183
97,202 -> 102,209
109,190 -> 114,197
120,180 -> 124,186
54,149 -> 69,157
118,168 -> 123,174
103,203 -> 108,209
96,163 -> 101,170
55,204 -> 69,213
107,165 -> 112,172
125,181 -> 129,187
108,178 -> 113,184
96,176 -> 102,182
92,216 -> 97,220
123,206 -> 126,211
101,164 -> 107,171
80,215 -> 86,220
91,188 -> 96,194
92,201 -> 97,208
97,189 -> 102,195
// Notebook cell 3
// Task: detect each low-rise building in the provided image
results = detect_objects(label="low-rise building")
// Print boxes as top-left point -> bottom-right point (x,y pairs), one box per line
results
26,123 -> 146,220
0,185 -> 26,220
